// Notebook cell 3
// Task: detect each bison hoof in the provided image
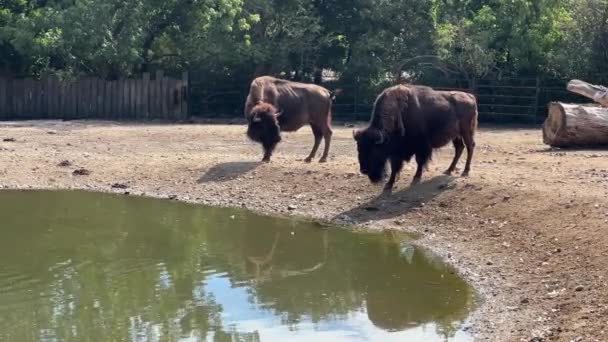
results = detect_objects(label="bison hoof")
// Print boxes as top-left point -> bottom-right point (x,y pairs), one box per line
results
262,157 -> 271,163
318,158 -> 328,163
411,178 -> 421,185
461,171 -> 470,177
304,157 -> 313,163
444,169 -> 454,176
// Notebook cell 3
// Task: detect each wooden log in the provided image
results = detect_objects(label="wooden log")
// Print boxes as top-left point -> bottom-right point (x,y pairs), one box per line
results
567,80 -> 608,107
543,102 -> 608,147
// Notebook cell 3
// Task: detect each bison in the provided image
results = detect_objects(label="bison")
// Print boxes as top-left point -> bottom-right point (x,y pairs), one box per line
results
354,85 -> 478,192
245,76 -> 336,163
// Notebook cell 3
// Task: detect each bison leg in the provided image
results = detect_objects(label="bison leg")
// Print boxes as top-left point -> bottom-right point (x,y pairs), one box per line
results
262,140 -> 279,163
461,134 -> 476,177
319,128 -> 332,163
445,138 -> 465,175
384,158 -> 403,193
412,146 -> 432,184
304,125 -> 323,163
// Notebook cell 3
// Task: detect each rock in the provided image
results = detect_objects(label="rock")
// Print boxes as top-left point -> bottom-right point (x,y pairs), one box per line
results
72,168 -> 91,176
364,206 -> 380,211
575,285 -> 585,292
2,138 -> 15,142
58,160 -> 72,167
521,298 -> 530,304
111,183 -> 129,189
287,204 -> 297,211
486,261 -> 494,266
168,194 -> 177,200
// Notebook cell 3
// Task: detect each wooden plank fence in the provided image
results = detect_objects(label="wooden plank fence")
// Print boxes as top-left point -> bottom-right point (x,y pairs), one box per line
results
0,71 -> 188,121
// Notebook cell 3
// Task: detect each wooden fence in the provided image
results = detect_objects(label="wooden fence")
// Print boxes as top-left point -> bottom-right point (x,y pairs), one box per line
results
0,70 -> 188,121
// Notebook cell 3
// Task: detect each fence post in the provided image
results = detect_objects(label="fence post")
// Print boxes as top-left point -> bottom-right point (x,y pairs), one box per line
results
142,73 -> 150,119
181,71 -> 189,120
534,76 -> 541,121
469,77 -> 477,96
354,77 -> 359,120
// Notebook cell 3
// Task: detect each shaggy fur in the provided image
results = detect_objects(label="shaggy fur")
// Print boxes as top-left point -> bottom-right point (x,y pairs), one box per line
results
244,76 -> 335,163
354,85 -> 478,191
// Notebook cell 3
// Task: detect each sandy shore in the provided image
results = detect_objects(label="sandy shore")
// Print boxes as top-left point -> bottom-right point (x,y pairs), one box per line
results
1,120 -> 607,341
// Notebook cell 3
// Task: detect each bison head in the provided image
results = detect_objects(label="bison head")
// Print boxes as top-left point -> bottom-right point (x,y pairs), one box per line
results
353,128 -> 389,183
246,103 -> 282,161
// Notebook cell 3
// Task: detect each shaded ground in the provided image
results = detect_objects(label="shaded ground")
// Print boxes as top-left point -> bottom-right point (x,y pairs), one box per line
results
1,120 -> 608,341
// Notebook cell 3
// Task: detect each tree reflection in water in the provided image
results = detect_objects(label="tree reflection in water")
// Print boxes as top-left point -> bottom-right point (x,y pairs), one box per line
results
0,190 -> 474,341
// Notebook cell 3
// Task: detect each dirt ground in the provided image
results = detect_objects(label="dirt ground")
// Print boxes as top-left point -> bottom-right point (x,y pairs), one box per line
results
1,119 -> 608,341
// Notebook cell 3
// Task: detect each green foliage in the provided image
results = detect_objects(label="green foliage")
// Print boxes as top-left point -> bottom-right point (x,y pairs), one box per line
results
1,0 -> 607,84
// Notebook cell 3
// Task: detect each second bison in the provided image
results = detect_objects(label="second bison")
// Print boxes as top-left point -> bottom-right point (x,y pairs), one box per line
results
354,85 -> 478,192
245,76 -> 336,163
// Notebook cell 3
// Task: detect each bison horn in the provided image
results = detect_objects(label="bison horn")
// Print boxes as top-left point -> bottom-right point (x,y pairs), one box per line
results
252,116 -> 262,123
275,111 -> 283,117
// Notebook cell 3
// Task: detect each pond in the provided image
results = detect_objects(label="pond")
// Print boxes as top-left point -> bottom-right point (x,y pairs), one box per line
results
0,190 -> 475,341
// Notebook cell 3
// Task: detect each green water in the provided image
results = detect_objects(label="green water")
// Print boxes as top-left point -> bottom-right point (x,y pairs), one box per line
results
0,190 -> 474,342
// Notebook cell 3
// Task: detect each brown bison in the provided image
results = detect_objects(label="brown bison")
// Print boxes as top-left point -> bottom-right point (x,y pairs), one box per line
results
354,85 -> 478,192
245,76 -> 336,163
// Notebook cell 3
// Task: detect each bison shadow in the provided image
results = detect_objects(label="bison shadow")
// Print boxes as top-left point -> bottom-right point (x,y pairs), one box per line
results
198,161 -> 261,183
335,175 -> 455,224
533,146 -> 608,153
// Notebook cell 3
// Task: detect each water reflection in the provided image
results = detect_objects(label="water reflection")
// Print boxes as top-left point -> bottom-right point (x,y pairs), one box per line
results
0,190 -> 474,341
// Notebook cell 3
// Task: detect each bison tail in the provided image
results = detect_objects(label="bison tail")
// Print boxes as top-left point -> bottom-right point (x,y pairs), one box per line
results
471,104 -> 479,133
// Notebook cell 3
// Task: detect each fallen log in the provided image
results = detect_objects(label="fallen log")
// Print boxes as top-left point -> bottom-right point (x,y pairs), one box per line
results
543,102 -> 608,147
567,79 -> 608,107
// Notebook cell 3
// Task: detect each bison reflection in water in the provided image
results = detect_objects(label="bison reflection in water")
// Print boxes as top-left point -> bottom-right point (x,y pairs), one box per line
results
354,85 -> 478,192
244,76 -> 337,163
0,190 -> 474,341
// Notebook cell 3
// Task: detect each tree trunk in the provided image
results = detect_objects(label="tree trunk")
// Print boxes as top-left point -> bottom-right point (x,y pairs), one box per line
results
567,79 -> 608,107
543,102 -> 608,147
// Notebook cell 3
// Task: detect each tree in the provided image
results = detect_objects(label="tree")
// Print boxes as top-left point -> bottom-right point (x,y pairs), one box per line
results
0,0 -> 256,78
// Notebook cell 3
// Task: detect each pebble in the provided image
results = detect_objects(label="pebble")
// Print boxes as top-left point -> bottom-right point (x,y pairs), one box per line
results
111,183 -> 129,189
72,168 -> 91,176
575,285 -> 585,292
287,204 -> 297,211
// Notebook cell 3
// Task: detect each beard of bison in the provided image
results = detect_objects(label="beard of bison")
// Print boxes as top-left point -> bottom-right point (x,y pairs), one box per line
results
354,128 -> 390,184
246,103 -> 282,162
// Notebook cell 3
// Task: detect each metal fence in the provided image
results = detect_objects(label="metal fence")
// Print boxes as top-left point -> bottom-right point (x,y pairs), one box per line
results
189,77 -> 593,124
0,72 -> 593,123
